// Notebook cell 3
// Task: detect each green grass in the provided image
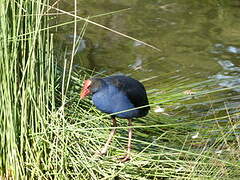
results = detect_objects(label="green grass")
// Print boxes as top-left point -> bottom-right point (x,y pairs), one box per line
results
1,0 -> 240,179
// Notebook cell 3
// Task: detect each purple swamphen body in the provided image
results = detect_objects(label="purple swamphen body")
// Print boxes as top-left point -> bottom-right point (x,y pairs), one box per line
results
80,75 -> 150,162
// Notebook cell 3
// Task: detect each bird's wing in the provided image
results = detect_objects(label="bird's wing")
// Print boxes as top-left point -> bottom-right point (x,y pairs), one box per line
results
103,76 -> 150,109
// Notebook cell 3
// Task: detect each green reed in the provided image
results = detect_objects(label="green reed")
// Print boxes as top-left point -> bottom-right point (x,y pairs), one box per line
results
0,0 -> 54,178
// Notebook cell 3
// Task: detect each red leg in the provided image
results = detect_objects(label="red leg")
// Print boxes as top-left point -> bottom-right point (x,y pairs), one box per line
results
119,119 -> 132,162
98,117 -> 117,155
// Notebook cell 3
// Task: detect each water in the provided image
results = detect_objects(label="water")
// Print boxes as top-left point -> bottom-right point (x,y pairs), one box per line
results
53,0 -> 240,119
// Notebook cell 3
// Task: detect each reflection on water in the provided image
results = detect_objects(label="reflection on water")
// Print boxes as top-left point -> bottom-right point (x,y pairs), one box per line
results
213,73 -> 240,92
54,0 -> 240,117
227,46 -> 240,54
218,60 -> 240,72
211,43 -> 240,92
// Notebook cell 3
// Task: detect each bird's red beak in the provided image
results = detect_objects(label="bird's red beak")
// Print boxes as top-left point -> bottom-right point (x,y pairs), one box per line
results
80,79 -> 91,99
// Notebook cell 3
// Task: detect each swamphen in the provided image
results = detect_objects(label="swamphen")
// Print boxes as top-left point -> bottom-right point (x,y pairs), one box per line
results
80,75 -> 150,162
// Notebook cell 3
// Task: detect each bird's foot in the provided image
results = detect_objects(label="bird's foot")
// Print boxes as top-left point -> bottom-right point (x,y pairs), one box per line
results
118,154 -> 131,162
94,149 -> 107,156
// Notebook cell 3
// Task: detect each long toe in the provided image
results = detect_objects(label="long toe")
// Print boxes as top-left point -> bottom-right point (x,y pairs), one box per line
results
118,154 -> 131,162
94,150 -> 106,156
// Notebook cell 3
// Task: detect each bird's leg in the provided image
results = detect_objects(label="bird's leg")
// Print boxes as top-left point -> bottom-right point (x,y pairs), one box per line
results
98,117 -> 117,155
119,119 -> 132,162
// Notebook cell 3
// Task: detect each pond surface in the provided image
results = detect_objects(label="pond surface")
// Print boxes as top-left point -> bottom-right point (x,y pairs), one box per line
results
54,0 -> 240,118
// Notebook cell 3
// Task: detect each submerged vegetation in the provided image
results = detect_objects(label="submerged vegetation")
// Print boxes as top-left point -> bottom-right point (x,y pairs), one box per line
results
0,0 -> 240,179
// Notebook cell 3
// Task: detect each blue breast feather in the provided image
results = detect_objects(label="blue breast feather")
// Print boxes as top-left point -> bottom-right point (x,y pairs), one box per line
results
91,75 -> 149,119
92,85 -> 140,118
